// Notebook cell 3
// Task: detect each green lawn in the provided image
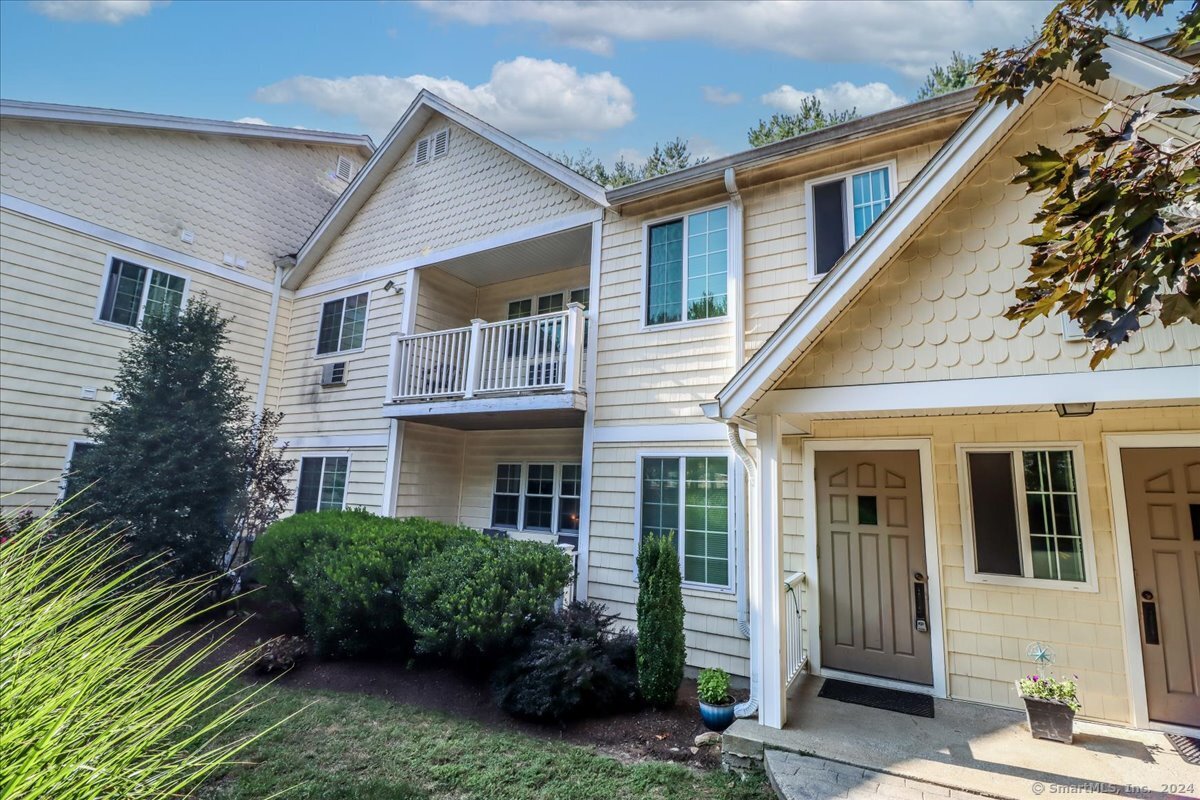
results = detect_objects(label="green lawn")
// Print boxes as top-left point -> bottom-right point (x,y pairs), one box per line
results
202,686 -> 768,800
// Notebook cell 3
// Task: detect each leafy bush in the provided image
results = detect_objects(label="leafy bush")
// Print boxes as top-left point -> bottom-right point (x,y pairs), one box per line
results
1018,674 -> 1081,711
254,510 -> 480,657
493,601 -> 640,721
697,667 -> 732,705
0,506 -> 278,800
403,538 -> 573,660
636,532 -> 686,709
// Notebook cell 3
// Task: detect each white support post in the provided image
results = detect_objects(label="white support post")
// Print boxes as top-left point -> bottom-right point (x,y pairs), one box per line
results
464,318 -> 484,399
564,303 -> 584,393
756,413 -> 787,728
386,334 -> 401,402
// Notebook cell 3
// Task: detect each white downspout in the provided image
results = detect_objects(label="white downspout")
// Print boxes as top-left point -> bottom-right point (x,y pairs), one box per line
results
254,257 -> 289,418
728,422 -> 759,719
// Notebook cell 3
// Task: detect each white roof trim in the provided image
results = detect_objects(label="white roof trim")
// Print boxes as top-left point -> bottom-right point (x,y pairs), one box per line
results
711,40 -> 1195,421
0,99 -> 374,156
287,90 -> 608,290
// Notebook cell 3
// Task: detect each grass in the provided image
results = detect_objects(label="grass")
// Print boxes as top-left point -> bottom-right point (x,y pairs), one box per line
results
201,685 -> 768,800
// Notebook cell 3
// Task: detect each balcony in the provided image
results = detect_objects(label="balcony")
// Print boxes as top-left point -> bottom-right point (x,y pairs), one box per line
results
384,304 -> 587,429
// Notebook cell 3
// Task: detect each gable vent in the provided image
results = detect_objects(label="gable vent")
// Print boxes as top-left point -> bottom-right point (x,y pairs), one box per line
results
414,136 -> 431,165
432,128 -> 450,159
335,154 -> 353,182
320,361 -> 347,387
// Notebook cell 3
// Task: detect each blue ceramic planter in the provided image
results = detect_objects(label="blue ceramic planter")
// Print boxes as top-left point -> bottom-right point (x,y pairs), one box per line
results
699,699 -> 736,732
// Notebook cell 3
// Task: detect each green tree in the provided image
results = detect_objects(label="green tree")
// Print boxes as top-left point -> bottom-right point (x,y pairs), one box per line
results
747,97 -> 858,147
74,299 -> 252,579
916,51 -> 979,100
975,0 -> 1199,366
636,532 -> 685,709
555,138 -> 708,188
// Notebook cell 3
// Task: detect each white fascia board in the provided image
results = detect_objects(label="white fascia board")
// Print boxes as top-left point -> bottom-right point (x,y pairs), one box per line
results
755,366 -> 1200,416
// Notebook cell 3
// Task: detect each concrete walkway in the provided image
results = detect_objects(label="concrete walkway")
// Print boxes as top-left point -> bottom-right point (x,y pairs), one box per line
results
767,750 -> 990,800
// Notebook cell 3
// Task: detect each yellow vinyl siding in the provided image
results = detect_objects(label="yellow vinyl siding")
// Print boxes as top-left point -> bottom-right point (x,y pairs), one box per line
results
474,265 -> 590,323
0,119 -> 359,284
0,209 -> 274,509
781,406 -> 1200,725
303,118 -> 597,287
395,422 -> 466,524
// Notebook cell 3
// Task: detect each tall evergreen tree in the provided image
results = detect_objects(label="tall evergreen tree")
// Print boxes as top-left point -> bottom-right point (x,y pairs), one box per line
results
915,51 -> 979,100
555,138 -> 707,188
636,532 -> 685,709
747,98 -> 858,147
74,299 -> 250,579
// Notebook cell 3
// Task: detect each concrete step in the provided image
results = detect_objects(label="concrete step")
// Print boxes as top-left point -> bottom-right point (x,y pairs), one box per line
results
765,750 -> 993,800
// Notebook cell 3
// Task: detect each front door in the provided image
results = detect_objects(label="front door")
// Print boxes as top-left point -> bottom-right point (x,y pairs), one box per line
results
1121,447 -> 1200,728
816,450 -> 933,685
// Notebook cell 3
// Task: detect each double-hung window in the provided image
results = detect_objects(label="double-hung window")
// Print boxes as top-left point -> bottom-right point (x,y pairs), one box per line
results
645,206 -> 728,326
317,293 -> 368,355
97,258 -> 186,327
959,445 -> 1095,590
490,463 -> 581,534
639,455 -> 732,589
295,456 -> 349,513
807,164 -> 893,278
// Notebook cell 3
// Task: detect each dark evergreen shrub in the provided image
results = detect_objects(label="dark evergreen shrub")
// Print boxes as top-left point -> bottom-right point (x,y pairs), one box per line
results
635,532 -> 686,709
254,510 -> 479,657
402,538 -> 572,660
493,601 -> 640,721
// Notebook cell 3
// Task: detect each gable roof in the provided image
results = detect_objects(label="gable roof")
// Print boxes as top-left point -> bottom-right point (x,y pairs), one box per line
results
285,90 -> 608,289
708,36 -> 1196,422
0,99 -> 374,156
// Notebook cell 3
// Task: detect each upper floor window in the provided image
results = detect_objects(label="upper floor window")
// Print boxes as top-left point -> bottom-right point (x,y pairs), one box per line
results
317,293 -> 368,355
808,164 -> 894,278
98,258 -> 186,328
645,206 -> 728,326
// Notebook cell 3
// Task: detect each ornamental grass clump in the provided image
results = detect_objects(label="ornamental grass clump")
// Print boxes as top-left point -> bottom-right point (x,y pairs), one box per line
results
0,505 -> 282,800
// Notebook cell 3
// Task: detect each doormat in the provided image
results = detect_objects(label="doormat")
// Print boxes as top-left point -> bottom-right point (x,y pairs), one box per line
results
1167,735 -> 1200,766
817,678 -> 935,718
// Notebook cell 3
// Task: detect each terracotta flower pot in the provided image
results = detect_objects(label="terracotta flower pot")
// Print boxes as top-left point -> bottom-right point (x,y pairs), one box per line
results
1017,682 -> 1076,744
698,697 -> 736,732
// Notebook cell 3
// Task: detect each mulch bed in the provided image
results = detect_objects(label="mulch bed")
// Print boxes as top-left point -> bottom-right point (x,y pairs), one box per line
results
197,592 -> 730,770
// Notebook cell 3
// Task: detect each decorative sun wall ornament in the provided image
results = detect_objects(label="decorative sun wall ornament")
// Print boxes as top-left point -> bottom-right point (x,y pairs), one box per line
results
1026,642 -> 1055,666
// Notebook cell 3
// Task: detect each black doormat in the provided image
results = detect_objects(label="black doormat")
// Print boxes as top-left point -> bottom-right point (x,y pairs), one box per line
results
1168,735 -> 1200,765
817,678 -> 935,718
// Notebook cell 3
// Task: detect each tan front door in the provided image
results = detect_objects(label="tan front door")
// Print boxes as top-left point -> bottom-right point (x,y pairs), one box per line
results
1121,447 -> 1200,728
816,451 -> 934,685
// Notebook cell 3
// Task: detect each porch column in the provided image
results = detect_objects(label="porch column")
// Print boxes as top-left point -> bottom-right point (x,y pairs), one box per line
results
756,413 -> 787,728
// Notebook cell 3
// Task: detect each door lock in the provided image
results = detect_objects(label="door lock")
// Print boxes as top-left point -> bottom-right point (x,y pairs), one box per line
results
1140,590 -> 1159,646
913,572 -> 928,633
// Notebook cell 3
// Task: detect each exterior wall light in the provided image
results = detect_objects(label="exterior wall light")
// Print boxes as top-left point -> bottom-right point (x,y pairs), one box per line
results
1054,402 -> 1096,418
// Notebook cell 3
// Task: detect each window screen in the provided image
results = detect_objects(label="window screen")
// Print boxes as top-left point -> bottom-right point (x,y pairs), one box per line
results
811,180 -> 847,275
966,451 -> 1023,576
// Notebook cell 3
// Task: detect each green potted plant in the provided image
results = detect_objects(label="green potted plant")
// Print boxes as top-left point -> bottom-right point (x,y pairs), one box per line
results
697,667 -> 736,731
1016,675 -> 1080,744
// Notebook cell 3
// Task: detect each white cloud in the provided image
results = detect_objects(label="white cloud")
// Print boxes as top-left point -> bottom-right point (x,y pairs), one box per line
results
763,81 -> 906,116
254,57 -> 635,141
234,116 -> 272,126
702,86 -> 742,106
30,0 -> 163,24
417,0 -> 1049,77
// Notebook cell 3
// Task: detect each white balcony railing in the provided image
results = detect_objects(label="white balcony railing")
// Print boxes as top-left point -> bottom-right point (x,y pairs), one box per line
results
388,304 -> 586,403
784,571 -> 807,690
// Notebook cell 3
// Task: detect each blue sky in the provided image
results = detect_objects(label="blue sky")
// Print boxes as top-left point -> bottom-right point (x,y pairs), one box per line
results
0,1 -> 1178,163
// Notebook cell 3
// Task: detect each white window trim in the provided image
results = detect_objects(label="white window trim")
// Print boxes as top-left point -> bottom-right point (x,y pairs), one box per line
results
955,442 -> 1099,593
295,452 -> 352,513
58,438 -> 95,502
640,202 -> 733,331
93,253 -> 191,331
313,290 -> 371,360
505,287 -> 589,317
633,450 -> 737,594
490,461 -> 582,535
804,159 -> 898,283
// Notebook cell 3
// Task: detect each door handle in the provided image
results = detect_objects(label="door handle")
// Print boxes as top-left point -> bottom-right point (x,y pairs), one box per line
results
913,572 -> 928,633
1140,590 -> 1159,646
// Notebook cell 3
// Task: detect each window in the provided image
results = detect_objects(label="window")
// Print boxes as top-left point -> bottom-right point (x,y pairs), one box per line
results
807,164 -> 893,278
959,445 -> 1095,589
60,441 -> 95,501
317,293 -> 368,355
639,455 -> 732,588
645,206 -> 728,326
97,258 -> 186,327
489,462 -> 581,533
295,456 -> 349,513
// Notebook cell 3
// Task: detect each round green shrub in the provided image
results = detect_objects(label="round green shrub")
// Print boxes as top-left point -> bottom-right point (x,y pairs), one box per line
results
402,538 -> 573,660
253,510 -> 480,657
636,532 -> 685,708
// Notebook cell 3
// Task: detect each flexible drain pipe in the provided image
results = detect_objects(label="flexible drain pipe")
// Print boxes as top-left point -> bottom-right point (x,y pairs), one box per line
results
727,422 -> 759,719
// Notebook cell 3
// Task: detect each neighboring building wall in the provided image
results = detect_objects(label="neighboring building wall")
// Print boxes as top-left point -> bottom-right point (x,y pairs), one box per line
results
0,118 -> 360,285
302,117 -> 596,287
781,82 -> 1200,390
780,405 -> 1200,726
0,208 -> 275,508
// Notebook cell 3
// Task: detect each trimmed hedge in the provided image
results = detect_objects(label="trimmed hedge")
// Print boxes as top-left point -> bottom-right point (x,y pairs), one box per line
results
402,538 -> 573,660
635,532 -> 686,708
253,510 -> 480,657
